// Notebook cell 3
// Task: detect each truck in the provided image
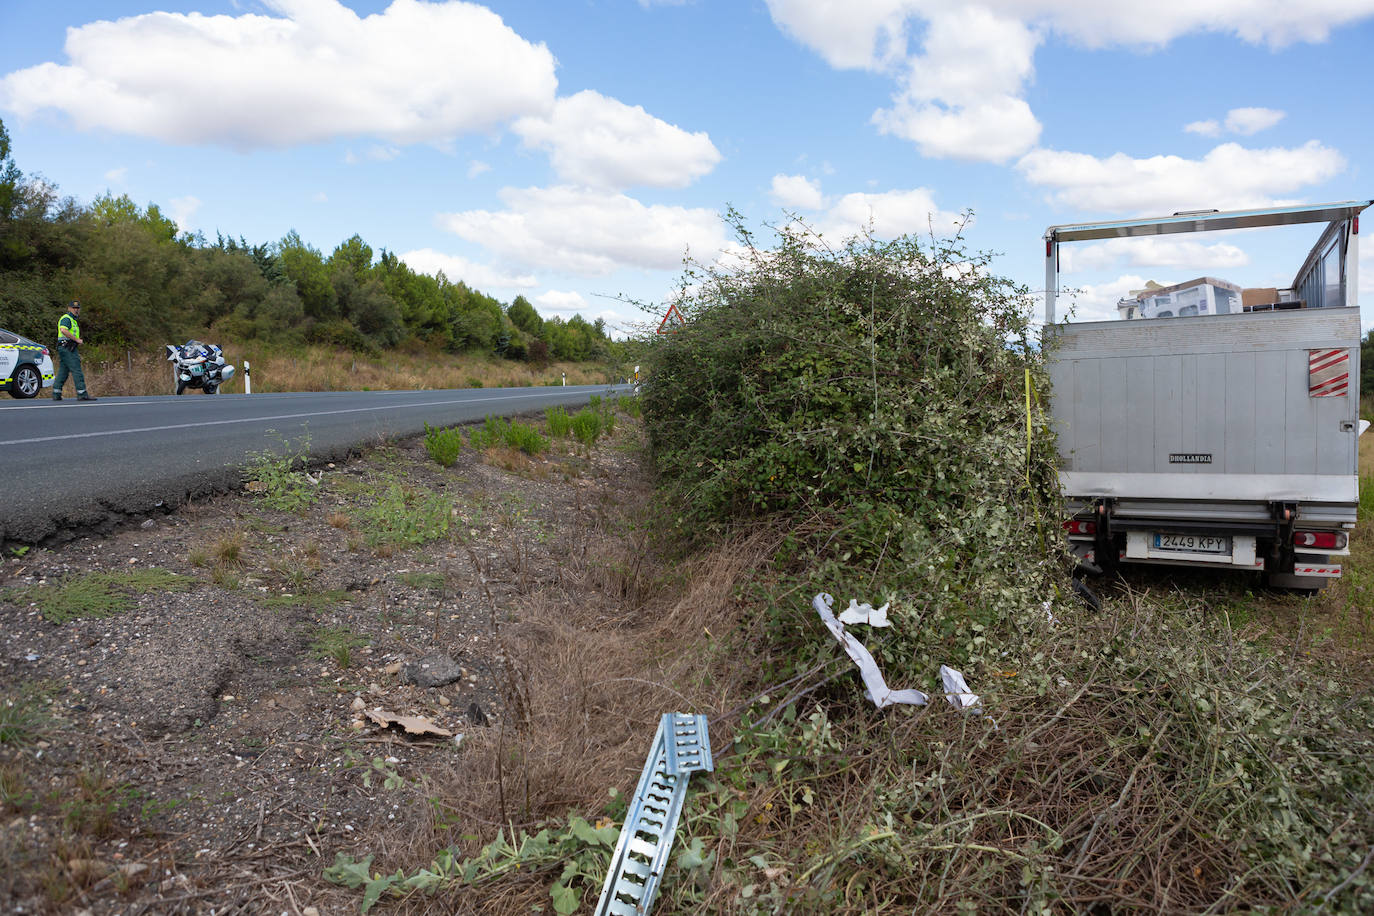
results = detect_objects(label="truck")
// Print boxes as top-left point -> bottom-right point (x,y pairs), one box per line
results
1043,200 -> 1368,589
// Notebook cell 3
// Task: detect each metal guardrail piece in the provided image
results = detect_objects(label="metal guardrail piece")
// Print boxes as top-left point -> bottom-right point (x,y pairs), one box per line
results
594,713 -> 713,916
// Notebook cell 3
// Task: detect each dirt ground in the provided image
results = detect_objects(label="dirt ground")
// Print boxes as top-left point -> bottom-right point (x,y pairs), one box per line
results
0,419 -> 657,915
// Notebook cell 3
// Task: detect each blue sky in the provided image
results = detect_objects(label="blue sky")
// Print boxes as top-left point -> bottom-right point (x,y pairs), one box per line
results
2,0 -> 1372,335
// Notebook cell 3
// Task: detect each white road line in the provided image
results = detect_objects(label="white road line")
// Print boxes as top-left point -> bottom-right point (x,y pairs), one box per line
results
0,391 -> 581,446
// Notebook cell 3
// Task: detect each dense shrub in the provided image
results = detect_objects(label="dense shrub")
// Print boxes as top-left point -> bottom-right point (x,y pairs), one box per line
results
642,219 -> 1059,670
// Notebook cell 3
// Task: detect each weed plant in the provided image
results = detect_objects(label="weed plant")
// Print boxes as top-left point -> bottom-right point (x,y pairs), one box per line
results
545,406 -> 572,438
353,481 -> 452,548
470,415 -> 549,456
616,395 -> 640,418
424,422 -> 463,467
569,409 -> 602,447
245,433 -> 319,512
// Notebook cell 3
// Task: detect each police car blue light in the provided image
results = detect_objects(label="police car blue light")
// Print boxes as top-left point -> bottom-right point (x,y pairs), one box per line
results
0,328 -> 56,399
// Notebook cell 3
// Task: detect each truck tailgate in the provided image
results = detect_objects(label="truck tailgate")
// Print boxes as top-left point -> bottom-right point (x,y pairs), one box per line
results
1047,307 -> 1361,516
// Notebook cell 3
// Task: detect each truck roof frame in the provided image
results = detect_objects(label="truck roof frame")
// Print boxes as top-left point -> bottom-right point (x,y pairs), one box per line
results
1044,200 -> 1371,242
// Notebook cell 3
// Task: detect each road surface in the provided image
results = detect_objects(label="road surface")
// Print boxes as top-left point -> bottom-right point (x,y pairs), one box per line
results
0,385 -> 629,543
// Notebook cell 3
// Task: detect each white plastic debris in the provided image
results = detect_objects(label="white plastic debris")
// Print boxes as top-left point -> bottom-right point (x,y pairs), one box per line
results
813,593 -> 928,709
939,665 -> 981,715
837,598 -> 892,627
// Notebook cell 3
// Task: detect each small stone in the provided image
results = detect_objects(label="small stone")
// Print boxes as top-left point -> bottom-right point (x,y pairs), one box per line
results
350,697 -> 366,711
304,908 -> 322,916
401,653 -> 463,688
140,519 -> 155,529
76,660 -> 87,667
437,696 -> 451,707
350,720 -> 366,730
383,662 -> 402,675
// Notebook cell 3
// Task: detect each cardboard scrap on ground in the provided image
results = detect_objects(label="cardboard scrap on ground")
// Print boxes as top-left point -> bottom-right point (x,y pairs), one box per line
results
365,709 -> 452,737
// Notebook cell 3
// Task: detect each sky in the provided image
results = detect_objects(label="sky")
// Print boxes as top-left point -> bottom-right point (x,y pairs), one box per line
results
2,0 -> 1372,337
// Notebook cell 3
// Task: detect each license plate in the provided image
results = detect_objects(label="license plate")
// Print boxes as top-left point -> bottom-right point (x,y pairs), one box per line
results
1153,533 -> 1230,554
190,364 -> 204,376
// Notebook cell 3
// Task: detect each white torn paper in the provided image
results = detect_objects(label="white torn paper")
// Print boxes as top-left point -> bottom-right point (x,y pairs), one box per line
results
837,599 -> 892,628
814,593 -> 928,708
939,665 -> 982,714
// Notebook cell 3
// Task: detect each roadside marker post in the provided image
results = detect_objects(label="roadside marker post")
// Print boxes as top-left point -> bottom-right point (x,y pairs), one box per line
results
244,360 -> 252,395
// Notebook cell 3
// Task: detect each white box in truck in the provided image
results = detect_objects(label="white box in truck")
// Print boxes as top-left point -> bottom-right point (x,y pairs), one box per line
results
1043,200 -> 1368,589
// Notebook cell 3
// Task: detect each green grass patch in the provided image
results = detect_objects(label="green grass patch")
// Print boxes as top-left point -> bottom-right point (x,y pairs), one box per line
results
353,482 -> 452,548
0,693 -> 46,747
424,422 -> 464,467
309,626 -> 370,669
617,394 -> 640,418
397,571 -> 446,590
22,568 -> 195,624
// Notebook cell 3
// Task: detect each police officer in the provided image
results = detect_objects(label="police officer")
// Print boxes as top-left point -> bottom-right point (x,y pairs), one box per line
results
53,300 -> 97,401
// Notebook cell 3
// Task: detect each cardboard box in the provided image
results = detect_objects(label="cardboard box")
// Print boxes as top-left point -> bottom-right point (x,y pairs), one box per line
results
1242,287 -> 1279,308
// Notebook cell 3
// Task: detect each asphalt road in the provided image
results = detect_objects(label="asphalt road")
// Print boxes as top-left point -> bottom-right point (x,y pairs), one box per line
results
0,384 -> 631,543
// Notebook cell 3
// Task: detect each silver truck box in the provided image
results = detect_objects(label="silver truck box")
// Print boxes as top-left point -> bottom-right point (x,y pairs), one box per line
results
1043,201 -> 1368,588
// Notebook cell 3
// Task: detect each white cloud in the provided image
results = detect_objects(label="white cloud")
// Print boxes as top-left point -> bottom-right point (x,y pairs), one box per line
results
512,90 -> 720,189
815,187 -> 967,240
398,248 -> 537,290
1060,273 -> 1149,323
1186,108 -> 1285,138
168,195 -> 201,232
103,167 -> 127,183
533,290 -> 588,313
1061,237 -> 1250,272
770,174 -> 825,210
874,7 -> 1042,162
436,185 -> 728,276
874,96 -> 1041,163
1224,106 -> 1285,135
764,0 -> 913,69
468,160 -> 491,178
312,191 -> 328,203
765,1 -> 1374,161
0,0 -> 557,149
1017,141 -> 1346,213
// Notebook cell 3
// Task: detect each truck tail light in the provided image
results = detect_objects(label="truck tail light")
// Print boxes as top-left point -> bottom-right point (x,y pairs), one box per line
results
1294,530 -> 1347,550
1064,519 -> 1096,536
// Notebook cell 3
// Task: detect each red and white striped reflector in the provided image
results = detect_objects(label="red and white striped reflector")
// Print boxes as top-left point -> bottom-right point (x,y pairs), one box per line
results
1294,564 -> 1342,578
1308,348 -> 1349,397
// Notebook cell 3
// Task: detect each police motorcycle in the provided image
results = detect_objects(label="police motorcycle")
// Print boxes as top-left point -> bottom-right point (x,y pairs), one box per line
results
166,340 -> 235,395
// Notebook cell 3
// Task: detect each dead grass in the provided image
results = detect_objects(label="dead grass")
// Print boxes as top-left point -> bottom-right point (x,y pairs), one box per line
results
390,505 -> 778,914
79,344 -> 616,396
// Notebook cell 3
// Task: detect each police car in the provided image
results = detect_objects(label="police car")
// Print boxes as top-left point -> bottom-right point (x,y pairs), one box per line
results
0,328 -> 55,399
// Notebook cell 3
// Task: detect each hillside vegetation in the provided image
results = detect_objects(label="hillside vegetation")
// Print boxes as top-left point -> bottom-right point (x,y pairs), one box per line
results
0,117 -> 618,370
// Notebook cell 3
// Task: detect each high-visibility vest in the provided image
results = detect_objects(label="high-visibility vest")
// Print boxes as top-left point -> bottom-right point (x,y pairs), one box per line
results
58,312 -> 80,344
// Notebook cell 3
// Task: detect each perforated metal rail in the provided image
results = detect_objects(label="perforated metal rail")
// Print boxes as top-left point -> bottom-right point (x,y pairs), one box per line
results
593,713 -> 713,916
